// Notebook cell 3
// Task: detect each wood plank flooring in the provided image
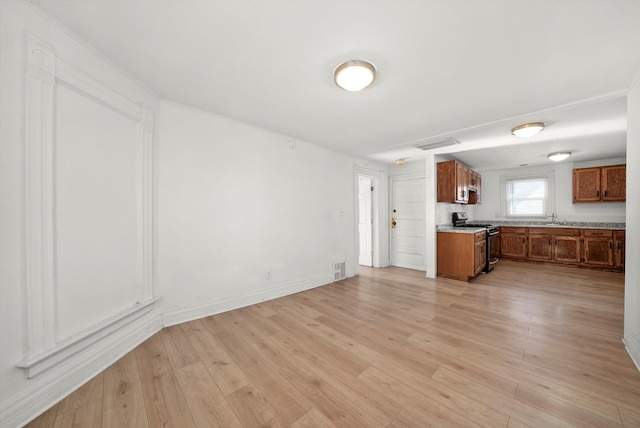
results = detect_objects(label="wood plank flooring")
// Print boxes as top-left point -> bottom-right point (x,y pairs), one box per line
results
26,260 -> 640,427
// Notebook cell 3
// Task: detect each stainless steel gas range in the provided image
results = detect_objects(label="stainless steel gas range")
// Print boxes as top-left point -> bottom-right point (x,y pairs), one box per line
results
452,212 -> 500,272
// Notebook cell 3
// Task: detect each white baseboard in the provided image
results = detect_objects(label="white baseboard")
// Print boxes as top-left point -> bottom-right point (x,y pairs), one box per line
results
163,273 -> 334,327
0,309 -> 163,428
2,274 -> 337,427
622,334 -> 640,372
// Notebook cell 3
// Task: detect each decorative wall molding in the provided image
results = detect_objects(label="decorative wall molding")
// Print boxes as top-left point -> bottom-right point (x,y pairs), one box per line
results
140,106 -> 154,303
20,33 -> 155,376
24,34 -> 57,356
2,306 -> 162,428
17,298 -> 159,378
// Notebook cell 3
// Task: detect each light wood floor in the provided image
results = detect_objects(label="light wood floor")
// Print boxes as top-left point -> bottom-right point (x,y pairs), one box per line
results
27,260 -> 640,427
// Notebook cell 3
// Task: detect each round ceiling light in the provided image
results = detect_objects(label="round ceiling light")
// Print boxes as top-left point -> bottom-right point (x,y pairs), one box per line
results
548,152 -> 571,162
334,60 -> 376,92
511,122 -> 545,138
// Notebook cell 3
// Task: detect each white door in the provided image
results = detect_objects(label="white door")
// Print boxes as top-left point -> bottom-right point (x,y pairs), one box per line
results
358,176 -> 373,266
391,176 -> 426,271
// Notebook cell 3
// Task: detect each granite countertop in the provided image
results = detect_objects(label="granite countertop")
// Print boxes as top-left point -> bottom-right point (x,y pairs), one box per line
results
436,225 -> 487,234
437,221 -> 625,231
480,221 -> 625,230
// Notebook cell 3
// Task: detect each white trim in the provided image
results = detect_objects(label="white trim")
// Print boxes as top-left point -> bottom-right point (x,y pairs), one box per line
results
499,170 -> 556,219
24,33 -> 57,356
56,58 -> 142,121
353,165 -> 383,273
1,308 -> 162,428
17,298 -> 159,378
425,155 -> 437,278
22,0 -> 160,100
21,33 -> 155,375
622,336 -> 640,372
163,273 -> 334,327
140,107 -> 155,302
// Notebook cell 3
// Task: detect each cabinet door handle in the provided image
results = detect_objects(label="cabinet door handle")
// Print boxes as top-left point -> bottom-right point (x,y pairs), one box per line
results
604,190 -> 608,197
596,190 -> 600,198
548,239 -> 551,245
618,242 -> 621,250
609,241 -> 613,250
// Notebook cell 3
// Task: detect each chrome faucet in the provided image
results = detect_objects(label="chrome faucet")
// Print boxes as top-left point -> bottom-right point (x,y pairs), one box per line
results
551,212 -> 557,224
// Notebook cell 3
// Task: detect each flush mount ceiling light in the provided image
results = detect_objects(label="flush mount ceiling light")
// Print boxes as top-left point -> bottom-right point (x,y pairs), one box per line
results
395,158 -> 406,166
511,122 -> 545,138
334,60 -> 376,92
547,152 -> 571,162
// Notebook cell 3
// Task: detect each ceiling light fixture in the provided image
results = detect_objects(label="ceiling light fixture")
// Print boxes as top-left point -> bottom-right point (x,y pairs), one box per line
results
395,158 -> 406,166
511,122 -> 545,138
547,152 -> 571,162
334,60 -> 376,92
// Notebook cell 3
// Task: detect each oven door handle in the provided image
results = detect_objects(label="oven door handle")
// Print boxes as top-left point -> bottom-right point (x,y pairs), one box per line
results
488,230 -> 500,236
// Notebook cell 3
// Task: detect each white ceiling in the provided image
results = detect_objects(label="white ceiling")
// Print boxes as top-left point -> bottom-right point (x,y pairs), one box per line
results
31,0 -> 640,170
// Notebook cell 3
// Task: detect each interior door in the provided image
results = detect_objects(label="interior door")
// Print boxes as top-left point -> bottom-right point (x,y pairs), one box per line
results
391,176 -> 426,271
358,176 -> 373,266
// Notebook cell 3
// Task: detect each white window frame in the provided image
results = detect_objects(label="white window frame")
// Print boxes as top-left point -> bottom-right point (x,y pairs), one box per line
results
500,171 -> 555,219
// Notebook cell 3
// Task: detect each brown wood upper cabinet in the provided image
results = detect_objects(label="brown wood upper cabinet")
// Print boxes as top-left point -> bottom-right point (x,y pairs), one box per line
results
572,164 -> 626,203
437,160 -> 481,204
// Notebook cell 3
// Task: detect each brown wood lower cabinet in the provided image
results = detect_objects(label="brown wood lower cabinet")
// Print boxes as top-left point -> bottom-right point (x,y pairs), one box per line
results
583,229 -> 613,267
500,227 -> 527,259
614,231 -> 625,269
437,231 -> 486,281
528,228 -> 580,264
500,226 -> 624,271
555,235 -> 582,263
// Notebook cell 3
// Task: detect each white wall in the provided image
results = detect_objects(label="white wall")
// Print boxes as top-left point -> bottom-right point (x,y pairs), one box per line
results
624,76 -> 640,368
0,2 -> 161,426
473,159 -> 626,223
156,101 -> 368,325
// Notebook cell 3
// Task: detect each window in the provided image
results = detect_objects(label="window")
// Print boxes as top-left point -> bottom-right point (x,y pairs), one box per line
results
500,172 -> 554,218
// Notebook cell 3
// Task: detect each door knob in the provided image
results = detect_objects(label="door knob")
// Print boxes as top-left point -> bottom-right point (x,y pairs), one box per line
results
392,218 -> 397,228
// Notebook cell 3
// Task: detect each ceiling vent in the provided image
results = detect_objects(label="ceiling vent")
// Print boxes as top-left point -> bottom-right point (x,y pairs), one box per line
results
414,138 -> 461,151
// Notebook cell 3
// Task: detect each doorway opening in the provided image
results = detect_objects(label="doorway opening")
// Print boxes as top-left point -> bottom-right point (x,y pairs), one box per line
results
355,168 -> 380,270
358,175 -> 374,267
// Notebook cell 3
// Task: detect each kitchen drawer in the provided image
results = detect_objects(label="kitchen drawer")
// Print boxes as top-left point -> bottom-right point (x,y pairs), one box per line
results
500,227 -> 527,234
529,227 -> 580,236
583,229 -> 613,237
475,232 -> 486,243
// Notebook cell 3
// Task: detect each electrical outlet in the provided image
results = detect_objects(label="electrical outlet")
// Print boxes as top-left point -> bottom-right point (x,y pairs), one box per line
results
265,271 -> 271,280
